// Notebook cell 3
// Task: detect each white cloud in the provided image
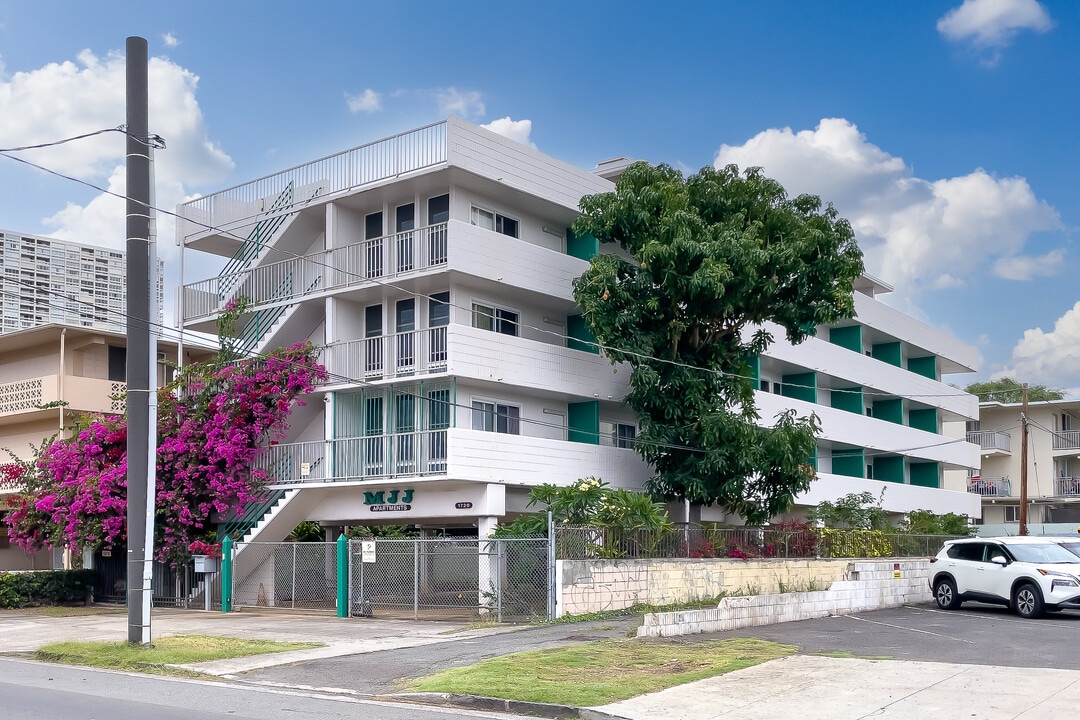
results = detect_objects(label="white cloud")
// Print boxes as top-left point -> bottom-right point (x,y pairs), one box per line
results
435,87 -> 485,119
993,248 -> 1065,280
480,117 -> 536,148
345,88 -> 381,114
1003,302 -> 1080,387
0,48 -> 234,258
938,0 -> 1053,46
714,118 -> 1061,294
162,32 -> 180,48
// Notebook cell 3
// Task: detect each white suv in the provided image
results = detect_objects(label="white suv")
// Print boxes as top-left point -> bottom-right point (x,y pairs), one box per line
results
929,536 -> 1080,618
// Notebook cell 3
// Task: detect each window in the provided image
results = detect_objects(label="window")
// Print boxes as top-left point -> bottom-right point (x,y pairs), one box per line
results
429,292 -> 450,327
472,303 -> 519,336
472,401 -> 520,435
365,305 -> 383,338
428,194 -> 449,225
364,212 -> 383,278
471,207 -> 519,238
108,345 -> 126,382
600,421 -> 636,449
1004,505 -> 1021,523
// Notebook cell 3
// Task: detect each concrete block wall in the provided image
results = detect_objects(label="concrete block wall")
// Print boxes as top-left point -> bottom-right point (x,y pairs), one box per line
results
636,559 -> 933,637
556,558 -> 853,618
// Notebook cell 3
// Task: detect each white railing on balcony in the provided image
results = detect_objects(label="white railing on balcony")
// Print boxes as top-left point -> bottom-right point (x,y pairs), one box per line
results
322,327 -> 448,382
0,377 -> 44,415
1056,476 -> 1080,497
182,223 -> 448,321
966,430 -> 1012,453
967,476 -> 1012,497
254,430 -> 449,484
178,122 -> 447,240
1052,431 -> 1080,451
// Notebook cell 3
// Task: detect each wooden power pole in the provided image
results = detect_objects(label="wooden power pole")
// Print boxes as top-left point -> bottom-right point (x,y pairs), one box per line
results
1019,383 -> 1029,536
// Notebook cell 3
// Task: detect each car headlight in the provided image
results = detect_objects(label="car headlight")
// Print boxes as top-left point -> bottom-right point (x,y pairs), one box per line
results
1038,569 -> 1080,588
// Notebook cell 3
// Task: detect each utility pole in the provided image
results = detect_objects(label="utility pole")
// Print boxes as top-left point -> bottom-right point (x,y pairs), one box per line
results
126,36 -> 155,645
1019,383 -> 1029,536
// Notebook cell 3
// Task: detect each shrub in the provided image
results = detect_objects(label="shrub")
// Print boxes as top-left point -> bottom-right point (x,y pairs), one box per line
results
817,528 -> 894,558
0,569 -> 97,608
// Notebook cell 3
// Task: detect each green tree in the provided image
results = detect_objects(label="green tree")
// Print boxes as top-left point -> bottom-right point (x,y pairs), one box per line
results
964,378 -> 1064,404
806,491 -> 890,531
572,163 -> 864,523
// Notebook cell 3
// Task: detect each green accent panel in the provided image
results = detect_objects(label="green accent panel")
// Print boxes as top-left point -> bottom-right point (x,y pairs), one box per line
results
829,325 -> 862,352
831,386 -> 863,414
747,355 -> 761,385
907,356 -> 938,381
874,456 -> 905,484
808,450 -> 818,472
566,227 -> 599,260
873,398 -> 904,425
782,371 -> 817,403
832,448 -> 864,478
221,536 -> 233,613
568,400 -> 600,444
567,314 -> 599,354
909,462 -> 940,488
908,407 -> 938,433
872,342 -> 903,367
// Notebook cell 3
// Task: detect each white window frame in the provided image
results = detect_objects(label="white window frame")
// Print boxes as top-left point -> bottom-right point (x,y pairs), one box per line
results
599,420 -> 637,449
471,299 -> 520,337
471,397 -> 522,435
471,205 -> 519,238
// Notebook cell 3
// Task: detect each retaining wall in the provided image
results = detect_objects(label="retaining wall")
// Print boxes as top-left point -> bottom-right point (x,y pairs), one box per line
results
637,559 -> 933,637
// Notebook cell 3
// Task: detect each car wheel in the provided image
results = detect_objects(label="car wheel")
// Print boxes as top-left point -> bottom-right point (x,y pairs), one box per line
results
934,577 -> 961,610
1013,583 -> 1044,619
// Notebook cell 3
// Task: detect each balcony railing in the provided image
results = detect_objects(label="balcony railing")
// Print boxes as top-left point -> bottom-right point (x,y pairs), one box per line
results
182,223 -> 448,321
966,430 -> 1011,453
1056,477 -> 1080,497
322,327 -> 447,383
178,121 -> 447,241
967,476 -> 1012,497
254,430 -> 449,484
0,376 -> 126,417
1052,431 -> 1080,451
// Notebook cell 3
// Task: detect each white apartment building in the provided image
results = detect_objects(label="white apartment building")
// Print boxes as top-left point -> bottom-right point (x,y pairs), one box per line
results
0,229 -> 163,335
963,399 -> 1080,535
176,117 -> 981,547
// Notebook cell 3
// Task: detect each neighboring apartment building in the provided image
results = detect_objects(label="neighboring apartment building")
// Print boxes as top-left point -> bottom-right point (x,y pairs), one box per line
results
0,229 -> 163,335
964,399 -> 1080,535
0,324 -> 212,570
175,117 -> 981,552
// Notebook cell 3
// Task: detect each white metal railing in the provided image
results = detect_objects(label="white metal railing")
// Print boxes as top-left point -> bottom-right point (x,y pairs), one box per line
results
182,223 -> 448,321
254,430 -> 449,484
967,476 -> 1012,497
178,122 -> 447,240
1056,477 -> 1080,497
965,430 -> 1012,453
322,327 -> 448,382
1053,431 -> 1080,451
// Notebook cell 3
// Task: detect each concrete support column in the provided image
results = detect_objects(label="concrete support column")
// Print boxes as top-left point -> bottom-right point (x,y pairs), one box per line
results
478,516 -> 499,613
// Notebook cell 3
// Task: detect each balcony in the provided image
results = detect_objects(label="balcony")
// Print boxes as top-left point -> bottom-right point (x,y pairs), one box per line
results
322,327 -> 447,382
1052,431 -> 1080,452
1055,477 -> 1080,498
967,476 -> 1012,497
182,223 -> 448,322
257,428 -> 650,489
966,430 -> 1012,455
0,375 -> 126,422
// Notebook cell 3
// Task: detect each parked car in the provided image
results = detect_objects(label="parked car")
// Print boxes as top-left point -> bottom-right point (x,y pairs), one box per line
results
929,536 -> 1080,618
1045,537 -> 1080,559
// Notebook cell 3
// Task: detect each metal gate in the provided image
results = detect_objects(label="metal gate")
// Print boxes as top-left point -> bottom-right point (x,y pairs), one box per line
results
93,552 -> 196,608
349,537 -> 551,620
231,541 -> 338,611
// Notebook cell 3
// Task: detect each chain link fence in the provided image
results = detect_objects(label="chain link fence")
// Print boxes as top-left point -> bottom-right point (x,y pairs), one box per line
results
232,541 -> 338,611
554,525 -> 963,560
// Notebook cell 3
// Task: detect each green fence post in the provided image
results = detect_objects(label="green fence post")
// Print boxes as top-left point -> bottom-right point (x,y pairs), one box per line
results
221,536 -> 233,613
337,534 -> 348,618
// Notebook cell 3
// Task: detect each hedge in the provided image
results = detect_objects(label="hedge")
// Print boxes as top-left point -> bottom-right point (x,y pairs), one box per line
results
0,569 -> 96,608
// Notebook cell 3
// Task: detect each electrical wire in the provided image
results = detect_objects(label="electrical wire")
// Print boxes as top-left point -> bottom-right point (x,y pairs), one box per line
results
0,126 -> 164,152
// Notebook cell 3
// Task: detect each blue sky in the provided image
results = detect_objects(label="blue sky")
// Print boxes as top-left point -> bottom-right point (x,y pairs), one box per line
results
0,0 -> 1075,390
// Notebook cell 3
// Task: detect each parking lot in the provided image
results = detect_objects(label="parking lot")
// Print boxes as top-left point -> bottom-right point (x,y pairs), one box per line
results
696,601 -> 1080,670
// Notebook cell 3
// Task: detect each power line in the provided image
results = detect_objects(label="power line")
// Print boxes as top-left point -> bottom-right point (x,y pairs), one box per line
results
0,126 -> 165,152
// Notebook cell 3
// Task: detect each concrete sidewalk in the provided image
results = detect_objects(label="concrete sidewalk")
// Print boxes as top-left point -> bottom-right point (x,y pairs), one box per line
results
591,655 -> 1080,720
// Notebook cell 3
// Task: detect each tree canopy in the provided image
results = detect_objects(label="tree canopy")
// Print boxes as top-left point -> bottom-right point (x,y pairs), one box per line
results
572,162 -> 864,523
964,377 -> 1064,404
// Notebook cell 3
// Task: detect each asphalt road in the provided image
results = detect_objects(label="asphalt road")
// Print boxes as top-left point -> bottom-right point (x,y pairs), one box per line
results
0,656 -> 524,720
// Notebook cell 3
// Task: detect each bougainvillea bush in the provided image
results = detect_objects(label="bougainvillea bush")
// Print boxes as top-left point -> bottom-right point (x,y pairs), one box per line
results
3,340 -> 326,563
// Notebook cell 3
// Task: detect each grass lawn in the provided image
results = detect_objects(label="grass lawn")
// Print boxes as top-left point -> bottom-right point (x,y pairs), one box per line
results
408,637 -> 795,707
35,635 -> 322,677
0,605 -> 126,618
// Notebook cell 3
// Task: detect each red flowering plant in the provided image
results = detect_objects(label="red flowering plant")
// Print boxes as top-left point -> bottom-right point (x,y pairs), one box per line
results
188,539 -> 223,558
2,327 -> 326,564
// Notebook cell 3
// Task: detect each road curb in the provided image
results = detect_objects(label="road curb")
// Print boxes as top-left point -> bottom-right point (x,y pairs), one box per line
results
381,692 -> 632,719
